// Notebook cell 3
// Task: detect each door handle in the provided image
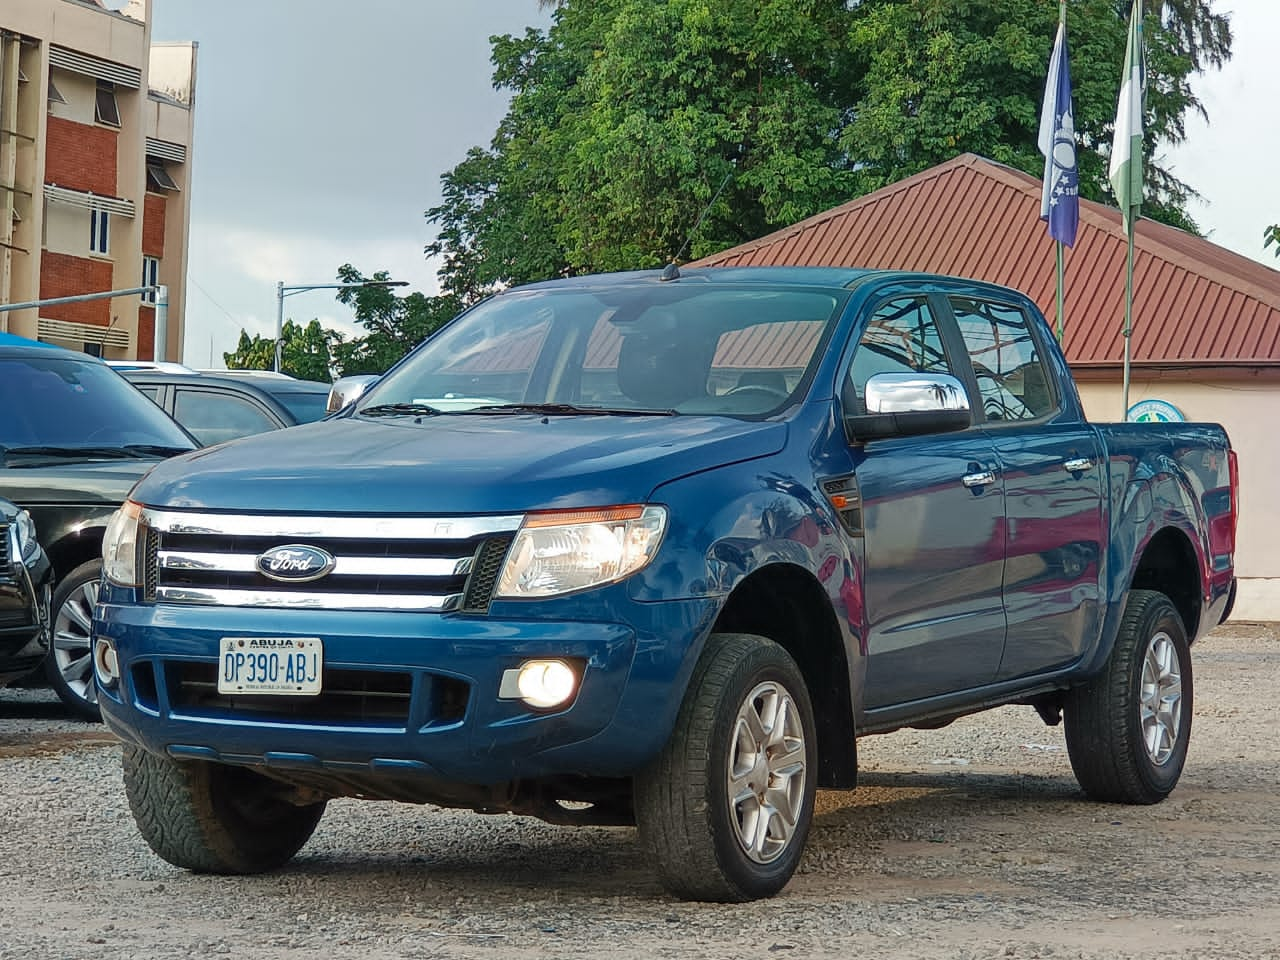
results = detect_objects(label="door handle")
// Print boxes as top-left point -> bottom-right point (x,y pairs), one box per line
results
1063,457 -> 1094,473
962,470 -> 996,488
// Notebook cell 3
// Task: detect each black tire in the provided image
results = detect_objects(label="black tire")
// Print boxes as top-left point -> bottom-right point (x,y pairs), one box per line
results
634,632 -> 817,902
45,559 -> 103,721
121,744 -> 326,874
1064,589 -> 1193,804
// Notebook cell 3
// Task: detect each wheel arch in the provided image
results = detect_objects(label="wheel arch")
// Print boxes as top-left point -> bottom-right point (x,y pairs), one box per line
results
44,525 -> 106,583
710,562 -> 857,788
1129,526 -> 1201,642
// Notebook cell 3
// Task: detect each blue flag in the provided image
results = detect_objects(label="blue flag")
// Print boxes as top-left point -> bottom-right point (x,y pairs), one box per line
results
1038,21 -> 1079,247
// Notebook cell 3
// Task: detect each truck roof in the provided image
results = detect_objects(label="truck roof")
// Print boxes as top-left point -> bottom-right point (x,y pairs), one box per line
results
514,265 -> 876,291
512,265 -> 1033,302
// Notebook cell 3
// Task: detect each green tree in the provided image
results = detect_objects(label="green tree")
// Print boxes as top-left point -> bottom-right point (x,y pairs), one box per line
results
1266,224 -> 1280,258
839,0 -> 1228,230
329,265 -> 461,375
429,0 -> 857,301
428,0 -> 1232,300
223,319 -> 333,383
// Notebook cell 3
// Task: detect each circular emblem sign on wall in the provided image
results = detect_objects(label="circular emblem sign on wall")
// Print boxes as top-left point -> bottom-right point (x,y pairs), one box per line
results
1127,399 -> 1185,423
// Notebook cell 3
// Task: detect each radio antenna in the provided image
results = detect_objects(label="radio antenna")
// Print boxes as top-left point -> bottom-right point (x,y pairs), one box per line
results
672,171 -> 734,266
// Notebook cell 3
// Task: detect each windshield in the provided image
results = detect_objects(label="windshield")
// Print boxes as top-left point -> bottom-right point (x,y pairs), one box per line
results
272,390 -> 330,424
0,354 -> 195,451
359,283 -> 844,417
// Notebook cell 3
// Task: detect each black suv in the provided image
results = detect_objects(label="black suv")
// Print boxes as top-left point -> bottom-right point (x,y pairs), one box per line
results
0,344 -> 196,717
120,370 -> 331,446
0,496 -> 52,688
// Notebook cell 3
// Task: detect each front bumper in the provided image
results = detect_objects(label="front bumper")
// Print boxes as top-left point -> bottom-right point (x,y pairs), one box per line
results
95,592 -> 716,787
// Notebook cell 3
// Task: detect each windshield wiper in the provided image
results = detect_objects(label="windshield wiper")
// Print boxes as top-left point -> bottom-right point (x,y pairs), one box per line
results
122,444 -> 195,457
358,402 -> 442,418
463,402 -> 677,417
0,445 -> 158,464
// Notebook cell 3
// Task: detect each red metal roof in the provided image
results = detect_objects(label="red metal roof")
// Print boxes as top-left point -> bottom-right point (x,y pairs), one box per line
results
693,154 -> 1280,367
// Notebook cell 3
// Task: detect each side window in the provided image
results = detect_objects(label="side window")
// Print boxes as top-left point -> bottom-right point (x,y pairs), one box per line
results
173,389 -> 279,446
847,297 -> 953,413
950,298 -> 1056,422
135,385 -> 162,404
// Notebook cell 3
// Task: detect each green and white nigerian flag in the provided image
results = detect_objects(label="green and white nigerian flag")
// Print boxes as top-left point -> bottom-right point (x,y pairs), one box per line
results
1110,0 -> 1145,231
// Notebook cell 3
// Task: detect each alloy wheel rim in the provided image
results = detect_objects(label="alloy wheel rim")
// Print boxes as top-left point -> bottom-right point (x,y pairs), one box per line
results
726,680 -> 807,864
1140,631 -> 1182,766
52,579 -> 99,707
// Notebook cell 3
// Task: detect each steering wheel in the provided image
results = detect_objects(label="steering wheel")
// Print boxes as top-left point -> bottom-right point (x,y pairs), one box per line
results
725,384 -> 790,400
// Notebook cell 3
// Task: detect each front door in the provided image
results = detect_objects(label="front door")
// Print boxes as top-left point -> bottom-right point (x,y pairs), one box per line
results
845,295 -> 1007,709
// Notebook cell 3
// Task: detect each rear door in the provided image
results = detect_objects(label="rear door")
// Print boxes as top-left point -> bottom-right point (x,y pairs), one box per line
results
845,294 -> 1007,708
945,294 -> 1104,679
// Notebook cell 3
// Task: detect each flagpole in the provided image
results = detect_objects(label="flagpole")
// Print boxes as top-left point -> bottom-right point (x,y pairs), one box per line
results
1056,241 -> 1065,343
1055,0 -> 1067,344
1112,0 -> 1143,421
1122,215 -> 1134,418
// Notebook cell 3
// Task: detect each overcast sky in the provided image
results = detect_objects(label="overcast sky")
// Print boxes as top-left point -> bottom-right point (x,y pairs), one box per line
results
147,0 -> 1280,369
148,0 -> 550,366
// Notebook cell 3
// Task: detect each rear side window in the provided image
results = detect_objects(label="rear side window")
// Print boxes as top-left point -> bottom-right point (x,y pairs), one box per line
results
272,391 -> 329,424
949,298 -> 1056,422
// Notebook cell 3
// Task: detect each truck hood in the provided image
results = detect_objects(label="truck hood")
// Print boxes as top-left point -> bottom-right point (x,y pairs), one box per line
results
133,415 -> 788,514
0,459 -> 160,506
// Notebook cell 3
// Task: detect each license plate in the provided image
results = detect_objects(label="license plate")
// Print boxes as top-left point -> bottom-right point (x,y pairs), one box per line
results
218,637 -> 323,696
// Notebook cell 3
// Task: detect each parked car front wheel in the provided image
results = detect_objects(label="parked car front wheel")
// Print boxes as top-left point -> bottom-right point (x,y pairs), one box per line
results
45,559 -> 103,721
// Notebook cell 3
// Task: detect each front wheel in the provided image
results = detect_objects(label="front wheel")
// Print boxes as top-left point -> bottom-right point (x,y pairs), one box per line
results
1064,589 -> 1193,804
122,745 -> 326,873
46,559 -> 103,721
634,632 -> 817,902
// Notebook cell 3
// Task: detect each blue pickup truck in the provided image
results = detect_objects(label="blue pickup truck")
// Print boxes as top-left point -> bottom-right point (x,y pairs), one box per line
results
95,267 -> 1236,902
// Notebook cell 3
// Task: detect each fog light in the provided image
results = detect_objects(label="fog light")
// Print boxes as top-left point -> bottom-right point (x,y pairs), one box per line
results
93,637 -> 120,688
499,659 -> 578,709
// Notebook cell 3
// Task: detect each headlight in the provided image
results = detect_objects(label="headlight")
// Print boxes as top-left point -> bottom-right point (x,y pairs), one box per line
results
12,509 -> 40,564
102,500 -> 144,587
495,504 -> 667,599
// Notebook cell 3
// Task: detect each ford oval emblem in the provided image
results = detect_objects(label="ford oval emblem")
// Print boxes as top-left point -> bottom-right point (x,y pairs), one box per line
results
256,544 -> 336,583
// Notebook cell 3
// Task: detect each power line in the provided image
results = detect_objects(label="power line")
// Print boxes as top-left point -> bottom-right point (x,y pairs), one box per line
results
188,275 -> 240,325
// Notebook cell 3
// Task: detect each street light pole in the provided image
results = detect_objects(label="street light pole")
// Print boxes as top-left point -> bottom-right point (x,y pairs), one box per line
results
274,280 -> 284,373
274,279 -> 409,373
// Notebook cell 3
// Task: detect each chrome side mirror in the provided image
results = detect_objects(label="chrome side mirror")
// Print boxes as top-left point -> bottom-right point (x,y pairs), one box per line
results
864,372 -> 970,414
846,372 -> 972,442
326,374 -> 379,414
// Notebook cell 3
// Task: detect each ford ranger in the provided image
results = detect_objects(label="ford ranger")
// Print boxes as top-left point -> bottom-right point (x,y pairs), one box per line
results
94,267 -> 1236,901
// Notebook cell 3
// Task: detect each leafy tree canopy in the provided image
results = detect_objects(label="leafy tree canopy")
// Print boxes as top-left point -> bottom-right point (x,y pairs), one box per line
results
329,265 -> 461,375
1266,224 -> 1279,258
429,0 -> 1232,301
223,319 -> 333,383
223,266 -> 461,379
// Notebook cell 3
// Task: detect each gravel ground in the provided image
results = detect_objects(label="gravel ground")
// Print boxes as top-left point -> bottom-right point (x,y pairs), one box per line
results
1,622 -> 1277,960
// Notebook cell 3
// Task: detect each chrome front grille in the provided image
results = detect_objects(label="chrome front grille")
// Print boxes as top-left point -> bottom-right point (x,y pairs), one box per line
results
0,523 -> 9,568
141,509 -> 520,613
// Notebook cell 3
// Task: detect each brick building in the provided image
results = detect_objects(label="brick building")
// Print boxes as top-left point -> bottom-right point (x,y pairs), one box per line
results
0,0 -> 195,360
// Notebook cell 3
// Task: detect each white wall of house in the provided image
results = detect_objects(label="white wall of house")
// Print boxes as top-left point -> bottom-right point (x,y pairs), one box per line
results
1076,371 -> 1280,622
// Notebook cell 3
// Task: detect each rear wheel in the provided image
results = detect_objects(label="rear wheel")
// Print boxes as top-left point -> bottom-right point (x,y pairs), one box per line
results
634,632 -> 817,902
122,744 -> 326,874
46,560 -> 102,721
1064,589 -> 1192,804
